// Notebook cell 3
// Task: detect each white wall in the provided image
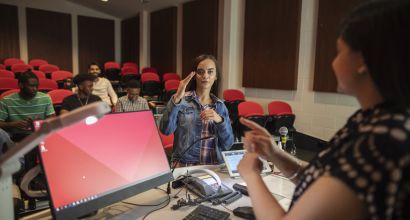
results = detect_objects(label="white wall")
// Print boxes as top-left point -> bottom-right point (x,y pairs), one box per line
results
0,0 -> 121,75
219,0 -> 359,141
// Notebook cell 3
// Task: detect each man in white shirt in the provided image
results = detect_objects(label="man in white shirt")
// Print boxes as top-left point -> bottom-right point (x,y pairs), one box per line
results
88,63 -> 118,107
115,80 -> 150,112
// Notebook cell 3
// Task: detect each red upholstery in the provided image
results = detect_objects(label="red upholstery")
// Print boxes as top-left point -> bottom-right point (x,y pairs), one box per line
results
0,64 -> 5,70
122,62 -> 138,69
162,73 -> 181,82
0,78 -> 19,93
51,71 -> 73,81
141,67 -> 158,74
0,70 -> 15,78
39,64 -> 59,73
159,131 -> 174,150
268,101 -> 293,115
29,59 -> 48,69
0,89 -> 19,99
38,79 -> 58,92
141,72 -> 160,83
223,89 -> 245,101
238,101 -> 264,117
11,64 -> 32,73
48,89 -> 73,104
104,61 -> 120,70
4,58 -> 24,67
32,70 -> 46,79
121,66 -> 138,75
164,79 -> 180,91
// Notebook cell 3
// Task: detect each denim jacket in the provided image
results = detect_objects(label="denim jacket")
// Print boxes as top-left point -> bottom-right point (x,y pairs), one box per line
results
160,92 -> 234,164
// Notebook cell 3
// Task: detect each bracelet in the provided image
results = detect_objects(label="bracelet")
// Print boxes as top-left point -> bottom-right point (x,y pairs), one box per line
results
285,160 -> 301,180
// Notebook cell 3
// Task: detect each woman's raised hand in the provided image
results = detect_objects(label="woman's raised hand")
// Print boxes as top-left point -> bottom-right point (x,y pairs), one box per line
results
173,72 -> 195,103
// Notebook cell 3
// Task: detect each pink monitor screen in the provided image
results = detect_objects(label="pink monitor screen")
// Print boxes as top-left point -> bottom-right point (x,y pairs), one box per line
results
39,111 -> 171,219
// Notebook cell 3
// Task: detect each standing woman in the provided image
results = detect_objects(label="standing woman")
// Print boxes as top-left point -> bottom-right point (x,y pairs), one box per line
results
160,55 -> 234,166
88,63 -> 118,108
238,0 -> 410,220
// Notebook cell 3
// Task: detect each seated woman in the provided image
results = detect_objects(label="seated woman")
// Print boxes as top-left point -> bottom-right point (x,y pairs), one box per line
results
238,1 -> 409,219
160,55 -> 234,167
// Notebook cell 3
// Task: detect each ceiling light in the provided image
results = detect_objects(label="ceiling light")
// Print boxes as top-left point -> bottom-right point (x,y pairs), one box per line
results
101,0 -> 108,2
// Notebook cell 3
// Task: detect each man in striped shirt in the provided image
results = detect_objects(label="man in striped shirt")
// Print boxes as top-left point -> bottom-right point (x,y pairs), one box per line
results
0,71 -> 55,141
115,80 -> 150,112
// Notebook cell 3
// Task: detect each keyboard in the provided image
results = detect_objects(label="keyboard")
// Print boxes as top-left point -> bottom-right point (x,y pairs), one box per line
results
183,205 -> 230,220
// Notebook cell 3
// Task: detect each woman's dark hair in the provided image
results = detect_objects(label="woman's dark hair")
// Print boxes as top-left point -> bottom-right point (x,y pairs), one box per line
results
18,71 -> 38,84
73,73 -> 97,85
187,54 -> 220,96
340,0 -> 410,105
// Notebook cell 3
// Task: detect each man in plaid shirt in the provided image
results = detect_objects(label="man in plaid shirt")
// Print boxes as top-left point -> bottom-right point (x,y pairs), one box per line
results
115,80 -> 150,112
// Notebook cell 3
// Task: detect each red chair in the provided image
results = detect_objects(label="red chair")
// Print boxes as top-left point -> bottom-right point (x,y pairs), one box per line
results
162,73 -> 180,82
122,62 -> 138,69
268,101 -> 293,115
0,64 -> 5,70
38,79 -> 58,92
29,59 -> 48,70
141,72 -> 161,98
104,61 -> 120,70
4,58 -> 24,69
51,70 -> 73,81
0,78 -> 19,94
223,89 -> 245,101
32,70 -> 46,79
120,66 -> 138,75
141,67 -> 158,74
237,101 -> 266,138
104,61 -> 121,81
159,131 -> 174,151
48,89 -> 73,115
0,70 -> 15,78
39,64 -> 59,78
120,71 -> 141,87
0,89 -> 19,99
164,79 -> 180,101
11,63 -> 32,73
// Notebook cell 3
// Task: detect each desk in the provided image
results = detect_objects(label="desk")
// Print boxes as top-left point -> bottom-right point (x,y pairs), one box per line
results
23,165 -> 295,220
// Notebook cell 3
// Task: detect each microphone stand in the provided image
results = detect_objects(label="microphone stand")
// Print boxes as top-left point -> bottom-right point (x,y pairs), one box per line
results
166,135 -> 215,194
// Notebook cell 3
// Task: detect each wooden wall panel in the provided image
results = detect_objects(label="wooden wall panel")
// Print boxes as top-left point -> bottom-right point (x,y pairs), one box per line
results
26,8 -> 72,71
78,15 -> 114,74
0,4 -> 19,62
121,15 -> 139,68
182,0 -> 218,77
150,7 -> 177,75
242,0 -> 301,90
313,0 -> 364,92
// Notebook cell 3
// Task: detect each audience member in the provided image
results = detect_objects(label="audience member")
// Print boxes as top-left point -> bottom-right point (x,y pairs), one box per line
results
60,74 -> 102,115
115,80 -> 149,112
238,1 -> 410,219
88,63 -> 118,107
160,54 -> 234,166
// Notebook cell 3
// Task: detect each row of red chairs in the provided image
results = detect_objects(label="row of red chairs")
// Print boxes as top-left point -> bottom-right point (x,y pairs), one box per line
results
0,78 -> 60,94
0,69 -> 72,81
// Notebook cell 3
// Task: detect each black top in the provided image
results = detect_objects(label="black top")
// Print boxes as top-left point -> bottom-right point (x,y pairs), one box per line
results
61,94 -> 102,111
291,102 -> 409,220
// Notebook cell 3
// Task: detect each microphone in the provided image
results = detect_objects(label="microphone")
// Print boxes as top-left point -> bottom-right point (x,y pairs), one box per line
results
166,135 -> 216,194
279,126 -> 288,150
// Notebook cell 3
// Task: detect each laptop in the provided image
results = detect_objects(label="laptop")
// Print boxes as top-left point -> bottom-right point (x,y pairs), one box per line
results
221,150 -> 272,178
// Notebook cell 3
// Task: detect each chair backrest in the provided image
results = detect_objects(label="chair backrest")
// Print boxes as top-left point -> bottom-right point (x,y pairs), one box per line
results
268,101 -> 293,115
4,58 -> 24,67
141,67 -> 158,74
121,66 -> 138,75
159,131 -> 174,150
39,64 -> 59,74
122,62 -> 138,69
0,70 -> 15,78
0,64 -> 5,70
223,89 -> 245,101
29,59 -> 48,69
48,89 -> 73,104
0,78 -> 19,93
141,72 -> 160,83
238,101 -> 264,117
38,79 -> 58,92
104,61 -> 120,70
0,89 -> 19,99
32,70 -> 46,79
164,79 -> 180,91
51,70 -> 73,81
162,73 -> 180,82
11,64 -> 32,73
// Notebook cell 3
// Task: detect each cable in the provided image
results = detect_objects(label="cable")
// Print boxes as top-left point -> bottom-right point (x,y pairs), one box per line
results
220,204 -> 233,212
142,188 -> 171,220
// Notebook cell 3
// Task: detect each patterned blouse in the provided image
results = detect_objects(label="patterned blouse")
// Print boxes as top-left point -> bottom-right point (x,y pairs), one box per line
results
291,102 -> 409,220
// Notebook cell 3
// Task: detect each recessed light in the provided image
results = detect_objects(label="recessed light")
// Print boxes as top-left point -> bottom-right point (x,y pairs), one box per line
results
101,0 -> 108,2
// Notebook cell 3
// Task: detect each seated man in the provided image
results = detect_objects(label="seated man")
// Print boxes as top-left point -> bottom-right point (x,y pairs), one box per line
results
0,71 -> 55,142
115,80 -> 150,112
60,73 -> 102,115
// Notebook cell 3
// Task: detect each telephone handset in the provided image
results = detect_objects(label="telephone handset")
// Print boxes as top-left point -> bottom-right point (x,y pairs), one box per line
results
184,176 -> 216,197
182,168 -> 230,198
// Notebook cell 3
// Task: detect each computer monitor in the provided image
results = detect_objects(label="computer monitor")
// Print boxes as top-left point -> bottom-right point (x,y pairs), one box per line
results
38,110 -> 172,219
